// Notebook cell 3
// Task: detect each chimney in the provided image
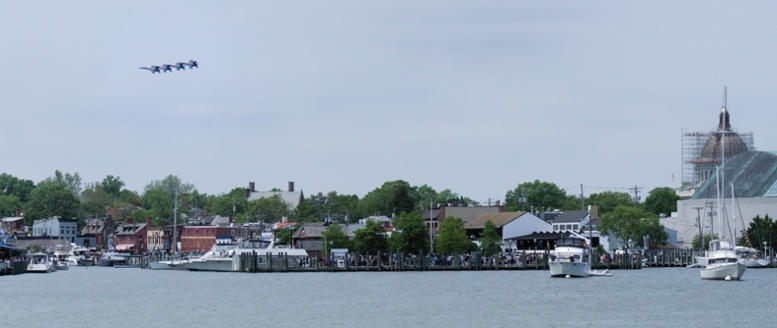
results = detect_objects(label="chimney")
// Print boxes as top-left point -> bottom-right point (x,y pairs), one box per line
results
146,216 -> 153,227
228,215 -> 233,225
288,181 -> 295,192
249,181 -> 255,192
245,188 -> 250,199
15,208 -> 21,217
126,217 -> 133,224
495,200 -> 501,207
588,205 -> 599,220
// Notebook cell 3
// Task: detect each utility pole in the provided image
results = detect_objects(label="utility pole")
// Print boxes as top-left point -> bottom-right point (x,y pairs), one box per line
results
693,206 -> 704,251
580,184 -> 585,210
429,199 -> 434,255
628,185 -> 643,205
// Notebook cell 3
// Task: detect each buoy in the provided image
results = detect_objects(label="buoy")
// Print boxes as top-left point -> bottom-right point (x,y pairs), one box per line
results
725,275 -> 731,281
565,274 -> 571,278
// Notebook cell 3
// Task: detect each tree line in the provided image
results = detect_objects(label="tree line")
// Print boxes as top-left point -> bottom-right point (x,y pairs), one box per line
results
7,171 -> 775,251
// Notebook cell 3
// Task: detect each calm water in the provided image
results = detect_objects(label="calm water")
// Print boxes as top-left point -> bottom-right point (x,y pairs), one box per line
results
2,266 -> 774,328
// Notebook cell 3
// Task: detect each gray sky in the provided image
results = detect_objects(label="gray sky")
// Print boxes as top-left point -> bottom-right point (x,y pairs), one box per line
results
2,1 -> 776,204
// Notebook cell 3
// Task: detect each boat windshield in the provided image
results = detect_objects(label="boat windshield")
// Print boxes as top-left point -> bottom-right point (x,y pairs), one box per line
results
709,239 -> 735,252
236,240 -> 272,249
556,238 -> 585,248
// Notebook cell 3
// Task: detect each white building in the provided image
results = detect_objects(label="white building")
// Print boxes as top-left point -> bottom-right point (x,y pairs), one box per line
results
32,217 -> 78,243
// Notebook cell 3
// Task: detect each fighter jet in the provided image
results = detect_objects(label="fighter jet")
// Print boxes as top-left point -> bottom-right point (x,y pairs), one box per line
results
173,62 -> 187,71
161,64 -> 173,73
185,60 -> 198,69
140,66 -> 162,74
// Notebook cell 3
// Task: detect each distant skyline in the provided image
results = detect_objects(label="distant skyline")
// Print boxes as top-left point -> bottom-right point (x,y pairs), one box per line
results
2,2 -> 777,204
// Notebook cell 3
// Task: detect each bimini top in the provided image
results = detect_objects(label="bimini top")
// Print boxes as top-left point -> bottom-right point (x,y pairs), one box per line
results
691,151 -> 777,199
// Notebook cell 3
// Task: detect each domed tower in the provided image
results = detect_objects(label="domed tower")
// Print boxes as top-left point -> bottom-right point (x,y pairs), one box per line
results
694,90 -> 750,183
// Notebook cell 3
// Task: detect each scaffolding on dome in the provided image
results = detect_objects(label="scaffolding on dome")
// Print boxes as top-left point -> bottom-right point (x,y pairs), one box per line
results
681,128 -> 754,187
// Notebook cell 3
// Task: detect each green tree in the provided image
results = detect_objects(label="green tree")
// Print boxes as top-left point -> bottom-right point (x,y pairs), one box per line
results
352,219 -> 389,255
561,195 -> 585,211
599,206 -> 667,247
248,194 -> 292,224
388,212 -> 430,254
435,217 -> 474,255
142,175 -> 194,223
24,173 -> 81,224
478,220 -> 502,258
100,175 -> 125,198
643,187 -> 680,216
692,233 -> 718,250
321,224 -> 351,256
505,180 -> 567,212
275,225 -> 298,245
207,187 -> 249,218
411,184 -> 437,207
0,173 -> 35,203
743,214 -> 777,250
587,191 -> 635,215
360,180 -> 416,217
0,194 -> 22,218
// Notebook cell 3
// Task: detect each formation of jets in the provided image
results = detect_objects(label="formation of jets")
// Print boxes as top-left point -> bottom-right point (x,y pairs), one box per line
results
140,60 -> 198,74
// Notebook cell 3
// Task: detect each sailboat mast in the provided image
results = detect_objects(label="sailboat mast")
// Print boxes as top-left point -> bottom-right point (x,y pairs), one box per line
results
719,87 -> 727,240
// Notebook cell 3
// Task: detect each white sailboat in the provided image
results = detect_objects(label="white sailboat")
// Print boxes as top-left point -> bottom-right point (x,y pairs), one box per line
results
700,89 -> 746,280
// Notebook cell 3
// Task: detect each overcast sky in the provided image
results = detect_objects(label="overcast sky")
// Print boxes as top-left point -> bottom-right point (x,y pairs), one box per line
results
2,1 -> 776,204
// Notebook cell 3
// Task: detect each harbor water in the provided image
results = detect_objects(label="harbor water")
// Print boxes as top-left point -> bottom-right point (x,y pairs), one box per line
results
2,267 -> 774,328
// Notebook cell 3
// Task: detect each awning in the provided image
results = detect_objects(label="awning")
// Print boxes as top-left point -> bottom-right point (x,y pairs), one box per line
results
0,244 -> 20,250
115,244 -> 135,251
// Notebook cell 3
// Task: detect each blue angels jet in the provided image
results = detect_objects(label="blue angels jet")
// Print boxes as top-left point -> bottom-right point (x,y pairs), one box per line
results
141,60 -> 198,74
139,65 -> 162,74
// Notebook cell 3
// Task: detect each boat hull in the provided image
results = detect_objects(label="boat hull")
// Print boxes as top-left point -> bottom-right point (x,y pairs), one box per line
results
148,261 -> 175,270
186,258 -> 235,272
549,261 -> 590,278
700,262 -> 746,280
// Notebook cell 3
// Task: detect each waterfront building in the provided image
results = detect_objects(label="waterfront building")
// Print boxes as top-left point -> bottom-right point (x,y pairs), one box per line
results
32,217 -> 78,243
113,217 -> 149,253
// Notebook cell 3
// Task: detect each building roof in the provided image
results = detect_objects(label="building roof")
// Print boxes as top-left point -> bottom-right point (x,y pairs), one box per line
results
554,210 -> 588,223
115,223 -> 147,236
248,191 -> 304,209
292,222 -> 352,238
464,212 -> 525,229
691,151 -> 777,199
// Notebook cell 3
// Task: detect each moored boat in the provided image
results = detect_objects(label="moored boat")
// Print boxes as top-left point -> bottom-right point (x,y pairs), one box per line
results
27,253 -> 55,273
549,234 -> 591,278
186,239 -> 308,272
701,239 -> 746,280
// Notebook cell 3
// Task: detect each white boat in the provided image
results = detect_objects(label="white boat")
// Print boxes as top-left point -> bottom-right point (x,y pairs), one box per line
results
549,235 -> 591,278
98,252 -> 127,267
66,245 -> 95,266
692,254 -> 708,268
734,246 -> 770,268
701,239 -> 746,280
52,246 -> 70,270
699,93 -> 746,281
186,239 -> 308,272
147,260 -> 175,270
27,253 -> 55,273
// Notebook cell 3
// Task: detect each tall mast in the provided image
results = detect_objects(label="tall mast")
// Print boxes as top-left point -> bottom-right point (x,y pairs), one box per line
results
172,189 -> 178,254
719,87 -> 727,240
